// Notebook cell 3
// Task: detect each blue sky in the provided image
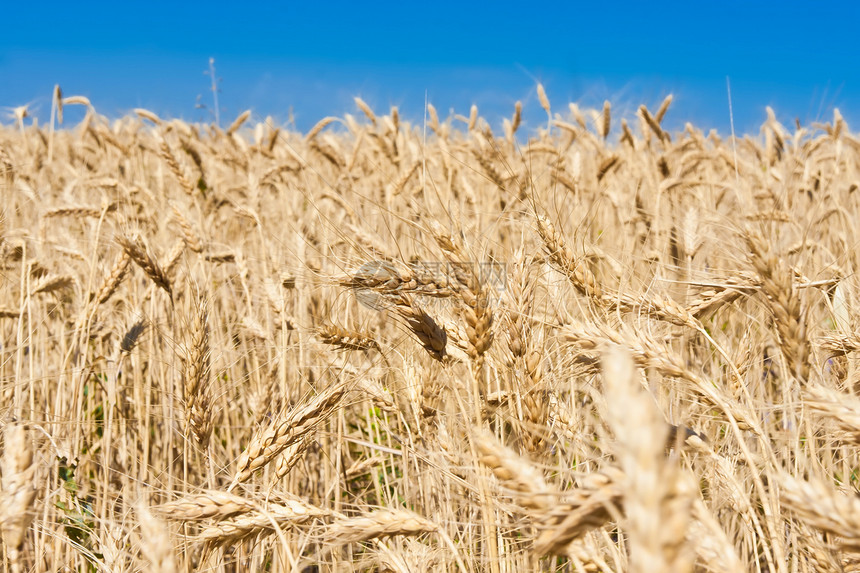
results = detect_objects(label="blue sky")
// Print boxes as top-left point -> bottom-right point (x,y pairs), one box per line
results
2,1 -> 858,136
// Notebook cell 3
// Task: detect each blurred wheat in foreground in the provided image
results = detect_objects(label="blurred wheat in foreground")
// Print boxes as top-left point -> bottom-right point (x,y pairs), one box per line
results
2,89 -> 860,572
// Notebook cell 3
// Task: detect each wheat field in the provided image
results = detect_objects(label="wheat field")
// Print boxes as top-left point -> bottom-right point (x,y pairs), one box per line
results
1,88 -> 859,572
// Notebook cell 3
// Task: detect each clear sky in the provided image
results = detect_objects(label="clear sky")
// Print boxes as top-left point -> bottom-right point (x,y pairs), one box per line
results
2,1 -> 858,136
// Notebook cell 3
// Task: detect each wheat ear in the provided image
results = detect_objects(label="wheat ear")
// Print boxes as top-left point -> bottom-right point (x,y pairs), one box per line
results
158,140 -> 196,195
475,432 -> 552,511
183,293 -> 212,448
0,423 -> 37,572
231,381 -> 346,486
779,473 -> 860,550
226,109 -> 251,135
137,504 -> 176,573
391,294 -> 448,362
117,235 -> 172,297
317,323 -> 381,353
534,468 -> 625,556
804,384 -> 860,444
744,230 -> 810,381
157,491 -> 256,520
601,100 -> 611,140
198,497 -> 331,548
602,344 -> 694,573
326,509 -> 438,544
